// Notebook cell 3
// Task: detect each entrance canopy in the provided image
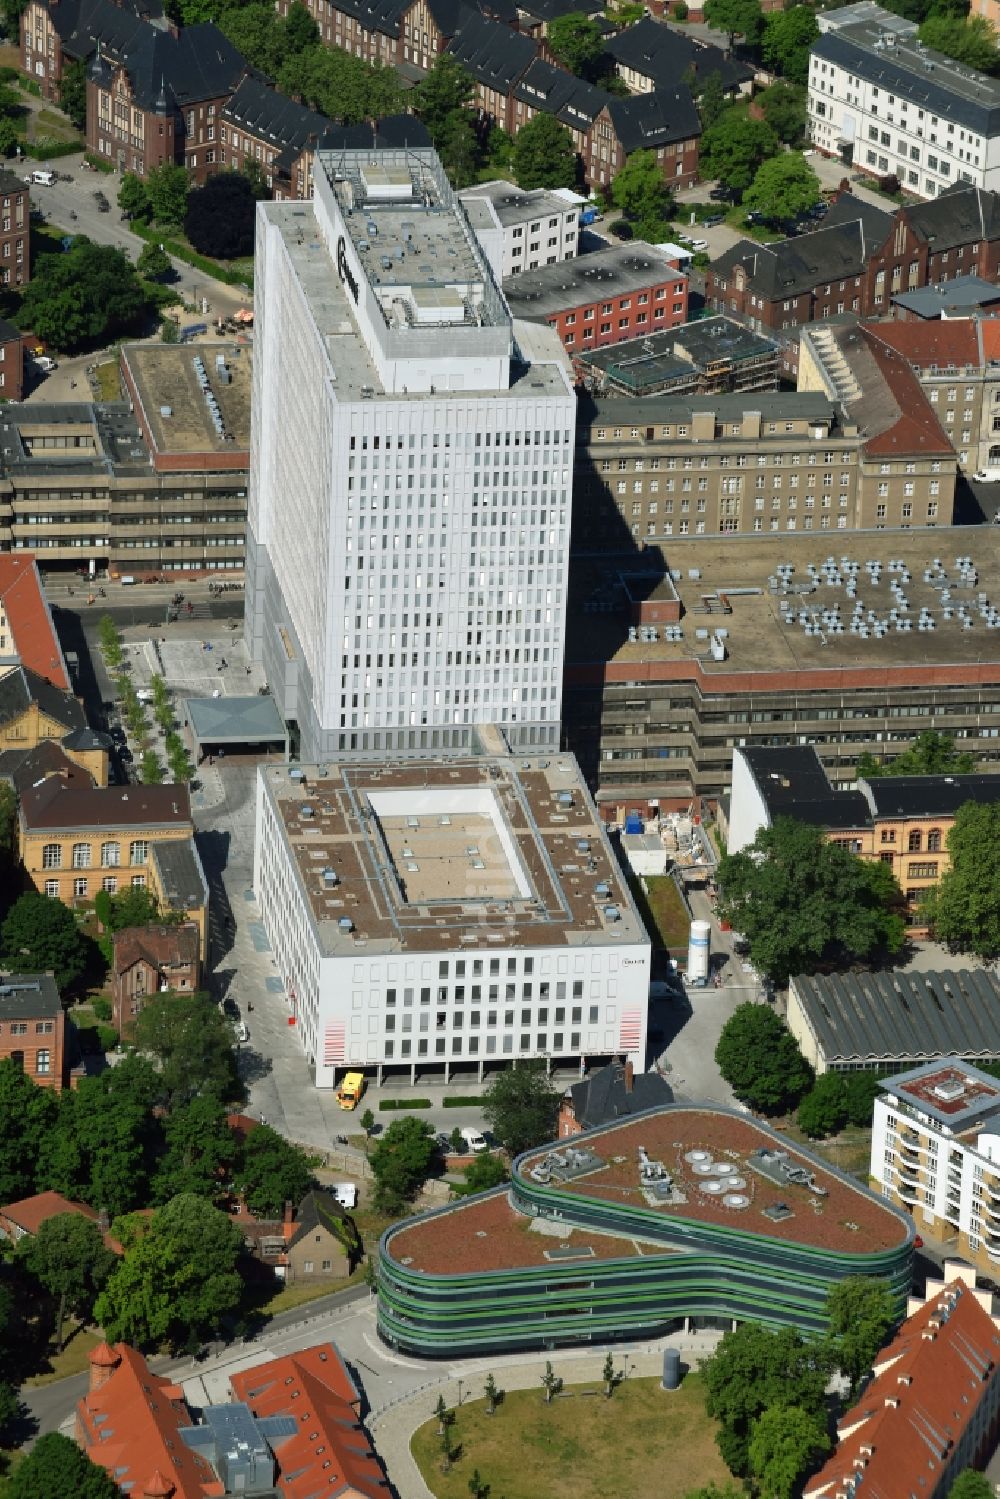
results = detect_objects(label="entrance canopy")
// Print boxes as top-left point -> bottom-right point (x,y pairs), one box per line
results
185,695 -> 288,760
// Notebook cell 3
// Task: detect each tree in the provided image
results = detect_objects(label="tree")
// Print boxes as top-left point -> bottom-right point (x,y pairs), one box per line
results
449,1125 -> 464,1154
369,1116 -> 435,1212
468,1470 -> 489,1499
949,1473 -> 994,1499
611,150 -> 674,241
218,3 -> 289,77
453,1151 -> 509,1196
512,113 -> 577,191
153,1094 -> 238,1204
482,1059 -> 559,1156
826,1276 -> 898,1391
102,883 -> 179,934
703,0 -> 763,47
6,1433 -> 121,1499
921,803 -> 1000,957
918,14 -> 999,73
842,1070 -> 883,1128
716,817 -> 905,985
484,1372 -> 499,1414
95,1194 -> 244,1350
602,1350 -> 616,1397
697,70 -> 727,129
683,1487 -> 744,1499
743,151 -> 820,223
134,991 -> 240,1109
18,239 -> 152,354
715,1003 -> 813,1114
436,110 -> 481,189
37,1056 -> 160,1218
284,0 -> 319,50
547,11 -> 605,78
413,54 -> 474,142
117,171 -> 150,221
761,5 -> 819,84
139,749 -> 164,784
703,1323 -> 832,1477
146,163 -> 189,227
20,1213 -> 116,1349
748,1404 -> 830,1499
540,1360 -> 561,1402
237,1124 -> 314,1217
137,241 -> 171,281
58,57 -> 87,130
756,81 -> 807,145
0,114 -> 17,157
857,730 -> 975,779
360,1107 -> 376,1152
184,172 -> 257,260
1,890 -> 89,991
0,1057 -> 58,1202
699,110 -> 778,192
796,1073 -> 848,1139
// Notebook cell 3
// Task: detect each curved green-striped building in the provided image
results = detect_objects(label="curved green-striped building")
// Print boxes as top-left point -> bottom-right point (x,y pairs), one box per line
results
378,1105 -> 913,1357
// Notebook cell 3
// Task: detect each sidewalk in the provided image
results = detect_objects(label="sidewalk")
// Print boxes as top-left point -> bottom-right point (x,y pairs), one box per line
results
366,1332 -> 722,1499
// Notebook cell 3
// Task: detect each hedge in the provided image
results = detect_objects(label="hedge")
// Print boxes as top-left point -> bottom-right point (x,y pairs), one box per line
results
29,137 -> 84,161
132,218 -> 254,290
378,1098 -> 432,1111
442,1095 -> 483,1108
84,152 -> 115,174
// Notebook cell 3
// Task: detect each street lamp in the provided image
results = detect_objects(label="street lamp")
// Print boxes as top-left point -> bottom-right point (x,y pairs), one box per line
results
457,1377 -> 463,1408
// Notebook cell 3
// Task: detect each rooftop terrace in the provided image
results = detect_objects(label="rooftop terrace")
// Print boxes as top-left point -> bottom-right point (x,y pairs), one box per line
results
260,751 -> 645,955
882,1059 -> 1000,1137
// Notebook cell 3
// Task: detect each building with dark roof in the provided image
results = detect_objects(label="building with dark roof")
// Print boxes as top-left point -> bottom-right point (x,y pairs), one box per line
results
148,839 -> 210,957
788,969 -> 1000,1074
575,315 -> 780,398
21,0 -> 160,103
705,184 -> 1000,364
0,974 -> 67,1089
809,3 -> 1000,199
379,1104 -> 914,1355
892,273 -> 1000,320
503,241 -> 688,353
0,178 -> 29,293
0,664 -> 87,745
805,1261 -> 1000,1497
221,75 -> 331,198
606,16 -> 752,99
559,1057 -> 673,1136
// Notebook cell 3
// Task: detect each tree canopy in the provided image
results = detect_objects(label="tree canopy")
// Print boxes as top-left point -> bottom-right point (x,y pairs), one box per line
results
703,0 -> 763,47
756,81 -> 807,145
547,11 -> 606,79
20,1212 -> 116,1349
482,1058 -> 560,1156
18,240 -> 153,355
0,891 -> 90,991
512,112 -> 578,190
699,110 -> 778,192
857,730 -> 975,779
761,6 -> 820,85
826,1276 -> 898,1390
153,1093 -> 239,1205
611,150 -> 674,241
716,817 -> 905,984
949,1472 -> 995,1499
747,1404 -> 830,1499
145,163 -> 190,227
917,13 -> 999,73
95,1194 -> 244,1350
237,1123 -> 314,1217
703,1322 -> 833,1478
0,1057 -> 58,1203
369,1116 -> 436,1212
117,172 -> 150,220
58,57 -> 87,129
6,1433 -> 122,1499
137,241 -> 172,281
453,1151 -> 509,1197
743,151 -> 820,223
133,990 -> 241,1109
184,172 -> 257,260
715,1003 -> 813,1115
796,1073 -> 849,1139
920,802 -> 1000,957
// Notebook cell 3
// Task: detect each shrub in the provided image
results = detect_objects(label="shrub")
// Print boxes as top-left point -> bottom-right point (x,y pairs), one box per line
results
92,996 -> 113,1023
378,1098 -> 432,1111
674,1 -> 688,17
442,1095 -> 483,1107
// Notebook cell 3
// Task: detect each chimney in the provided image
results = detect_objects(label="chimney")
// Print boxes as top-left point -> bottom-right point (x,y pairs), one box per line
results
88,1341 -> 122,1395
284,1199 -> 294,1226
624,1059 -> 634,1094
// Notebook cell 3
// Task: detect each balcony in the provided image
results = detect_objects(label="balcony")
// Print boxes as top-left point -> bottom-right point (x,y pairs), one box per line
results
897,1181 -> 919,1204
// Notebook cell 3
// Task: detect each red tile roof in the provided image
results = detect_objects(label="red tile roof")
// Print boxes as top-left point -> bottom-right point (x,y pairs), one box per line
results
77,1344 -> 224,1499
804,1279 -> 1000,1499
0,555 -> 68,689
865,317 -> 980,370
0,1190 -> 98,1238
230,1344 -> 389,1499
860,329 -> 955,458
112,923 -> 200,978
980,319 -> 1000,363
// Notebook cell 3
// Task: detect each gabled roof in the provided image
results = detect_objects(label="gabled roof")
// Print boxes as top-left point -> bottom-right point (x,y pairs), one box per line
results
78,1343 -> 224,1499
230,1344 -> 389,1499
0,1190 -> 98,1237
904,183 -> 1000,253
50,0 -> 152,60
320,0 -> 407,39
449,9 -> 537,92
863,315 -> 981,370
514,57 -> 605,131
710,217 -> 878,302
0,665 -> 85,734
19,778 -> 192,832
0,554 -> 69,688
517,0 -> 603,21
567,1060 -> 672,1130
0,739 -> 91,796
606,16 -> 751,94
286,1189 -> 353,1251
309,113 -> 432,153
607,87 -> 702,152
97,20 -> 245,112
112,922 -> 200,979
804,1279 -> 1000,1499
222,75 -> 330,156
857,324 -> 954,458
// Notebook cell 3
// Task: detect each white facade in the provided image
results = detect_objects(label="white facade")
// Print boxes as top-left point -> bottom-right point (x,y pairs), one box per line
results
726,747 -> 772,855
808,6 -> 1000,199
873,1063 -> 1000,1274
253,756 -> 652,1087
459,181 -> 581,281
246,144 -> 576,762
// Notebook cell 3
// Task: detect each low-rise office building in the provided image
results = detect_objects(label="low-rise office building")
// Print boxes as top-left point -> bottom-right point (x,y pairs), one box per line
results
562,529 -> 1000,803
0,974 -> 66,1090
575,316 -> 780,399
872,1061 -> 1000,1281
504,242 -> 688,355
788,970 -> 1000,1074
459,179 -> 580,279
378,1104 -> 913,1355
253,749 -> 651,1090
808,3 -> 1000,199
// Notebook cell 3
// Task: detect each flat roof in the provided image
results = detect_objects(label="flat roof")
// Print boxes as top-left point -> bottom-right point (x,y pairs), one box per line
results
503,242 -> 683,320
185,694 -> 287,748
892,275 -> 1000,316
0,973 -> 60,1017
121,343 -> 251,456
459,179 -> 579,229
566,531 -> 1000,678
577,316 -> 779,396
738,745 -> 871,829
791,969 -> 1000,1066
880,1058 -> 1000,1133
259,750 -> 647,955
150,837 -> 208,912
862,772 -> 1000,819
388,1105 -> 908,1271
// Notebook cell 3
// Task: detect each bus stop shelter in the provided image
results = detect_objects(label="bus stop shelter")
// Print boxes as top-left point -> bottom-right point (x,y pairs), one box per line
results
185,695 -> 288,763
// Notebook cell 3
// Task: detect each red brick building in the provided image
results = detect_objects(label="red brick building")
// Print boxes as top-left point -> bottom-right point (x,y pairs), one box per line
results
0,974 -> 66,1090
0,178 -> 29,293
504,242 -> 689,355
111,922 -> 201,1040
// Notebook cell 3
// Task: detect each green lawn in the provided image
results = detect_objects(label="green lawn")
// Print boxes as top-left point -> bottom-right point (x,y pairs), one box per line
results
412,1374 -> 732,1499
24,1325 -> 102,1387
643,875 -> 692,951
93,359 -> 121,401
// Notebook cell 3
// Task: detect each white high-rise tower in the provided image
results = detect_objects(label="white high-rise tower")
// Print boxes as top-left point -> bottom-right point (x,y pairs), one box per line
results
246,136 -> 576,761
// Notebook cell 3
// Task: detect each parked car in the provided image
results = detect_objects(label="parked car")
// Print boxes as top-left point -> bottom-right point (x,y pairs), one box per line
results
234,1020 -> 249,1043
709,185 -> 735,201
685,238 -> 709,253
703,214 -> 724,227
460,1127 -> 488,1154
332,1183 -> 358,1209
33,355 -> 56,372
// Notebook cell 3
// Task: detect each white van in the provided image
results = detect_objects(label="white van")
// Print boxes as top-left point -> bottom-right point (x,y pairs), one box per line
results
29,171 -> 55,186
34,355 -> 56,372
460,1127 -> 488,1154
332,1182 -> 358,1209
